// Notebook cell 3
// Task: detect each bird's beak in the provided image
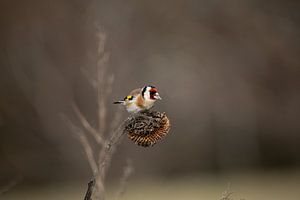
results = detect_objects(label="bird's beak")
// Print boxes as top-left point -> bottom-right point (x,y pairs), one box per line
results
155,93 -> 162,100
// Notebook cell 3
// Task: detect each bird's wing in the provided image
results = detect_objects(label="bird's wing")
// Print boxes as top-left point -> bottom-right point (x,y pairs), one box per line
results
129,88 -> 142,97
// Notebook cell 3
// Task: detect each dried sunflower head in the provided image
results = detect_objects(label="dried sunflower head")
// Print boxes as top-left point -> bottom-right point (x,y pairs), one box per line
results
124,110 -> 171,147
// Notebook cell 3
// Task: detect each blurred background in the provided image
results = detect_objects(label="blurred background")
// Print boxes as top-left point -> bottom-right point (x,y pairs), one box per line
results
0,0 -> 300,199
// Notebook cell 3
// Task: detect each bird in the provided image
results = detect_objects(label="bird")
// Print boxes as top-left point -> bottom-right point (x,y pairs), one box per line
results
113,85 -> 162,113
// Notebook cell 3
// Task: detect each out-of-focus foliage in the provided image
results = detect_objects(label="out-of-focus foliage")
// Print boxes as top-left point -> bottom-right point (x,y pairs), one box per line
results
0,0 -> 299,185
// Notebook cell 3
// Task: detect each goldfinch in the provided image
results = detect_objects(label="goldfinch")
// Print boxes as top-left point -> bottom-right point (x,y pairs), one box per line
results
113,85 -> 162,113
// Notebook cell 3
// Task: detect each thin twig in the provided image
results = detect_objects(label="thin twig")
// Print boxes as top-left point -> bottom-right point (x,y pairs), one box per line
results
96,31 -> 109,134
77,131 -> 99,175
220,183 -> 233,200
62,115 -> 98,174
81,67 -> 97,88
109,107 -> 123,133
97,120 -> 126,169
72,102 -> 104,145
105,74 -> 114,97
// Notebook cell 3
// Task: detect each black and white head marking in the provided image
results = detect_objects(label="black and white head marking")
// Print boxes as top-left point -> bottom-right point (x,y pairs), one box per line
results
141,85 -> 161,100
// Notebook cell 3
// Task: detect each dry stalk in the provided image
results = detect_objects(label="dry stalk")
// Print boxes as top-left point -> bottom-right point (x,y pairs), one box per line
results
84,178 -> 95,200
62,28 -> 131,200
220,183 -> 234,200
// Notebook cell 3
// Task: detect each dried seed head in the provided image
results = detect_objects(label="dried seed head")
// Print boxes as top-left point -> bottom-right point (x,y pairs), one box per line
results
124,110 -> 171,147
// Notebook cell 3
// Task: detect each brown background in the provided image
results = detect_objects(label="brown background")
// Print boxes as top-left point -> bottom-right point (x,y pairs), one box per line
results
0,0 -> 300,188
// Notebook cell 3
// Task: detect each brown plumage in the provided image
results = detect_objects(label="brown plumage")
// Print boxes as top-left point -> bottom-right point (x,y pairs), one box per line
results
124,110 -> 171,147
113,85 -> 162,113
129,88 -> 145,108
129,88 -> 141,96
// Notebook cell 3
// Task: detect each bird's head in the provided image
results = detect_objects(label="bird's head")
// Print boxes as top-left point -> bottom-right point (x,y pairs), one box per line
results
141,85 -> 162,101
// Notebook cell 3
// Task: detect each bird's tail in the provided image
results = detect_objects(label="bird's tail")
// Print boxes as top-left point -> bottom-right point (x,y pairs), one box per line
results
113,100 -> 124,104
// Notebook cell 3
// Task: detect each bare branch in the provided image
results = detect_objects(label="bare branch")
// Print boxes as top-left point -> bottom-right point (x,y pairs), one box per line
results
72,102 -> 104,145
84,178 -> 95,200
93,177 -> 105,200
109,107 -> 123,133
101,127 -> 127,185
62,115 -> 98,174
63,27 -> 133,200
81,68 -> 97,88
98,142 -> 114,180
96,30 -> 106,56
98,96 -> 107,133
220,183 -> 233,200
105,74 -> 114,97
95,29 -> 110,134
76,130 -> 99,175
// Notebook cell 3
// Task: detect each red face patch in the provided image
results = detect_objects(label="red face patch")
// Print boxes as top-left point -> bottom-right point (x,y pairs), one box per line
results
149,88 -> 158,93
149,87 -> 158,100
